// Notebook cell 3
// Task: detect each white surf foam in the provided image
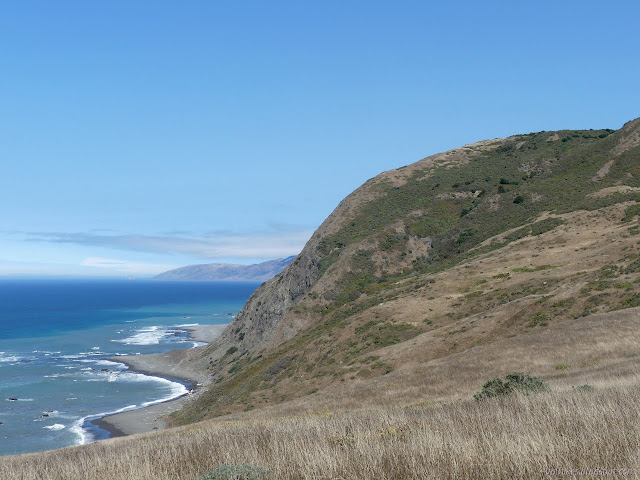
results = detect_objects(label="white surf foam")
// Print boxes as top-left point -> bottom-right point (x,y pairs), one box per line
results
43,424 -> 65,431
69,421 -> 89,444
112,326 -> 168,346
70,372 -> 189,445
0,353 -> 23,363
70,403 -> 138,445
135,375 -> 188,407
76,359 -> 125,369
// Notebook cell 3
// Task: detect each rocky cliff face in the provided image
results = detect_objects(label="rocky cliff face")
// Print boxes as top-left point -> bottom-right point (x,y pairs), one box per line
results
198,137 -> 502,361
207,241 -> 321,356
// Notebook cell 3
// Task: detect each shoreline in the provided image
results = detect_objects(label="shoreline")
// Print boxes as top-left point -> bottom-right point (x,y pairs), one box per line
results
91,323 -> 227,439
182,324 -> 228,343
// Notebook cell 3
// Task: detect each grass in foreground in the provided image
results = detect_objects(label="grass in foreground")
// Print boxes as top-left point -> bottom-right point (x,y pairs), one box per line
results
2,383 -> 639,480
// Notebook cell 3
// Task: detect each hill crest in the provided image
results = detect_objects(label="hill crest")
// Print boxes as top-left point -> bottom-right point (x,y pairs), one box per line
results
169,117 -> 640,423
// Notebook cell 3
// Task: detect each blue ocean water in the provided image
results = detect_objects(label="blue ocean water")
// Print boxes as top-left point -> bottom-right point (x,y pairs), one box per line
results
0,278 -> 258,456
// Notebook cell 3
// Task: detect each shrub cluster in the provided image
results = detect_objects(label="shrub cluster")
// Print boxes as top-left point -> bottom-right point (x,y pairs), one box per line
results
474,372 -> 547,401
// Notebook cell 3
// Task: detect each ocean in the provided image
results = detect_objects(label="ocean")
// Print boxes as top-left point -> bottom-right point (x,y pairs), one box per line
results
0,278 -> 258,456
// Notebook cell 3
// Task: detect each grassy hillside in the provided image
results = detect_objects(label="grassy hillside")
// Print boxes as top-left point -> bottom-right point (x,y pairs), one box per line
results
170,118 -> 640,423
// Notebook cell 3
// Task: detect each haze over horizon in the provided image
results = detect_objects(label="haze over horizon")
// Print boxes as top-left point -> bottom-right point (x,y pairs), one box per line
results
1,1 -> 638,277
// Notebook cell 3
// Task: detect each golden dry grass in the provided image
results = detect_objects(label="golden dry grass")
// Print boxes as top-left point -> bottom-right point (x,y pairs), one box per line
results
2,384 -> 640,480
191,303 -> 640,425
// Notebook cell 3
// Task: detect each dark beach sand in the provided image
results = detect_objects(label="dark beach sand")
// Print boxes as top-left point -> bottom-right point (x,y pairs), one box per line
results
93,324 -> 227,437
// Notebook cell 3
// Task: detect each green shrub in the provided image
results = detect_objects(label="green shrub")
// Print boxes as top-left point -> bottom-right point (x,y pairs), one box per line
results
225,346 -> 238,355
474,372 -> 547,401
499,178 -> 519,185
196,464 -> 271,480
513,265 -> 560,273
623,203 -> 640,222
528,311 -> 548,327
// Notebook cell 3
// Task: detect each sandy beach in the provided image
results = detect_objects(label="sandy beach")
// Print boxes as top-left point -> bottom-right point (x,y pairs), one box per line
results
183,324 -> 227,343
94,323 -> 227,437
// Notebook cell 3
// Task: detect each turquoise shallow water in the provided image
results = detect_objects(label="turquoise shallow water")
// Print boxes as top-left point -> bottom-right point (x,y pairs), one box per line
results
0,279 -> 258,456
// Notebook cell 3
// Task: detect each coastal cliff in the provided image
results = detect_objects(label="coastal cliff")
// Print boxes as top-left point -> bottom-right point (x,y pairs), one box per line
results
193,136 -> 480,359
172,118 -> 640,423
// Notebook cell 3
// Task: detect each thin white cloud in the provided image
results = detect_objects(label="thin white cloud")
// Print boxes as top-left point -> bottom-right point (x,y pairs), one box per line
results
81,257 -> 127,267
81,257 -> 177,275
23,229 -> 311,260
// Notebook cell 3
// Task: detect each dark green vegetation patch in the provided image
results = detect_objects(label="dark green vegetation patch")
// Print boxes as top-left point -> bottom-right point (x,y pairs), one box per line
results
474,372 -> 547,401
317,127 -> 635,312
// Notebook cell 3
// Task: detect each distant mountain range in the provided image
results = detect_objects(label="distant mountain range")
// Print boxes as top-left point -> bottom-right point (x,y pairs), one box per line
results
154,256 -> 296,282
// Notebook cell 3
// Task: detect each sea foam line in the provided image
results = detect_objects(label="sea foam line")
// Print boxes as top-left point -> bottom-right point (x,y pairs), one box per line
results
71,369 -> 189,445
111,325 -> 168,346
111,323 -> 197,346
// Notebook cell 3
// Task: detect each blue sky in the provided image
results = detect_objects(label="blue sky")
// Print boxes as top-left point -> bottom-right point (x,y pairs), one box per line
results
1,1 -> 638,277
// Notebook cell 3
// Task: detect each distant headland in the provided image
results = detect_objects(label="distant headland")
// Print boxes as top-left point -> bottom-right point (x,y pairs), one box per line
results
154,256 -> 295,282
